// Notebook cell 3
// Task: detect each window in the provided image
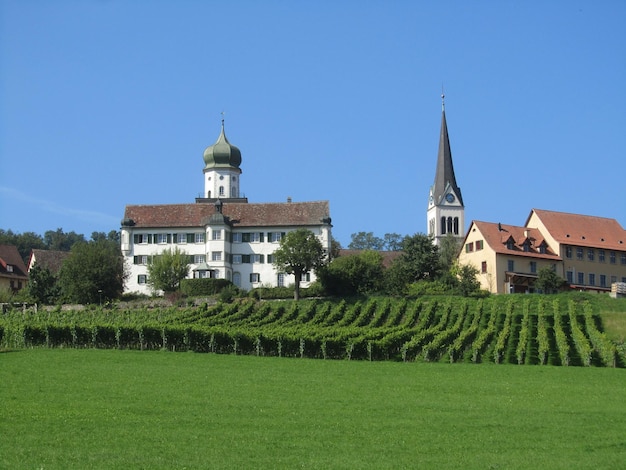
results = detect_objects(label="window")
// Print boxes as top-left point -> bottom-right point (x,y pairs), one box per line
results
219,186 -> 225,196
233,272 -> 241,287
530,261 -> 537,274
303,272 -> 311,282
232,254 -> 242,264
447,217 -> 453,234
588,273 -> 595,286
507,260 -> 514,272
610,251 -> 616,264
441,217 -> 446,235
133,255 -> 148,265
587,249 -> 595,261
538,243 -> 547,254
232,233 -> 242,243
269,232 -> 284,243
267,254 -> 274,263
212,252 -> 222,261
177,233 -> 187,243
506,239 -> 515,250
250,273 -> 260,283
250,232 -> 261,243
481,261 -> 487,273
195,233 -> 205,243
277,273 -> 285,287
475,240 -> 484,251
6,265 -> 13,273
599,250 -> 605,262
565,246 -> 572,258
252,254 -> 264,263
212,229 -> 221,240
453,217 -> 459,235
194,255 -> 205,264
523,242 -> 530,252
213,269 -> 220,278
578,272 -> 585,285
157,233 -> 168,244
138,275 -> 147,284
576,248 -> 583,260
600,275 -> 607,287
621,253 -> 626,265
566,271 -> 573,283
465,242 -> 474,253
134,234 -> 149,244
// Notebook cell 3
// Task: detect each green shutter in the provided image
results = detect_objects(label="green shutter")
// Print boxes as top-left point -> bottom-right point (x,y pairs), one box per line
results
242,233 -> 250,242
260,254 -> 265,264
172,233 -> 177,243
187,233 -> 194,243
259,232 -> 264,242
167,234 -> 172,243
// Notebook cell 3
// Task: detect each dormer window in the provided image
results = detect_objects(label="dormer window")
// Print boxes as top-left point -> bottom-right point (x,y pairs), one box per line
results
506,238 -> 515,250
6,264 -> 13,273
538,243 -> 547,254
522,241 -> 530,252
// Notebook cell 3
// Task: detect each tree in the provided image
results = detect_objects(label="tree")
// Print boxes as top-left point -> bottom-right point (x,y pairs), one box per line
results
534,267 -> 565,293
147,247 -> 190,294
438,233 -> 461,273
273,229 -> 326,301
384,233 -> 440,294
58,239 -> 127,304
348,232 -> 384,250
0,229 -> 46,265
318,250 -> 384,296
454,263 -> 481,297
27,264 -> 60,304
383,233 -> 403,251
44,228 -> 85,251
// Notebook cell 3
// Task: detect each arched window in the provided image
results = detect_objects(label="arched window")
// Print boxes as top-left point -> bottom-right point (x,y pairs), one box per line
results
441,217 -> 447,235
447,217 -> 453,234
219,186 -> 225,196
207,191 -> 211,198
453,217 -> 459,235
231,186 -> 238,198
233,272 -> 241,287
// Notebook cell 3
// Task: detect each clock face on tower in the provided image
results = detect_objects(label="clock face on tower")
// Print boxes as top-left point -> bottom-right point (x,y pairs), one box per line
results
445,193 -> 455,203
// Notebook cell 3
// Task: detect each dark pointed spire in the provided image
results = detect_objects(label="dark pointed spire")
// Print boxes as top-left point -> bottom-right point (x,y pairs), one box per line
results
431,99 -> 463,206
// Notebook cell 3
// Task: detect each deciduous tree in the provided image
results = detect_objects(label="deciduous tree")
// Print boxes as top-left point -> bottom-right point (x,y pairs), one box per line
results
147,247 -> 190,294
273,229 -> 326,301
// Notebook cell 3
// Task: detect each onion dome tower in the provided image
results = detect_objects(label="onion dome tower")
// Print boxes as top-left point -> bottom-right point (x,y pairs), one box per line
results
427,94 -> 465,245
202,119 -> 243,200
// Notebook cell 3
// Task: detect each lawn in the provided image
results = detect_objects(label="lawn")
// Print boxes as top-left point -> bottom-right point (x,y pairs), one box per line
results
1,349 -> 625,469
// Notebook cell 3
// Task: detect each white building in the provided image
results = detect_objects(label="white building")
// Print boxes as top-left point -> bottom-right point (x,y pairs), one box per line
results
121,120 -> 332,294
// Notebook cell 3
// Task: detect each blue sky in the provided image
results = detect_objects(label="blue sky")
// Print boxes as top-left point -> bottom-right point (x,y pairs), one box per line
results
1,1 -> 625,247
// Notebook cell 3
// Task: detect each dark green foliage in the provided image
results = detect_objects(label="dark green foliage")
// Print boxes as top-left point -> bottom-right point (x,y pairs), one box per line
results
26,264 -> 60,304
384,233 -> 440,294
535,267 -> 566,293
58,239 -> 126,304
318,250 -> 384,296
180,278 -> 233,296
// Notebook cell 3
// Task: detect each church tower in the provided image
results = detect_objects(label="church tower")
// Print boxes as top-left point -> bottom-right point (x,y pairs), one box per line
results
201,119 -> 244,201
427,95 -> 465,245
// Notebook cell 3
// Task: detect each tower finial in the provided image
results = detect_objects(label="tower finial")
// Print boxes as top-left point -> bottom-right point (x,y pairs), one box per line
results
441,85 -> 445,111
220,110 -> 225,126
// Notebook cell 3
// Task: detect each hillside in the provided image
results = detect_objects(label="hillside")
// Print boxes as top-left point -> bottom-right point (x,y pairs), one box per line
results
1,293 -> 625,367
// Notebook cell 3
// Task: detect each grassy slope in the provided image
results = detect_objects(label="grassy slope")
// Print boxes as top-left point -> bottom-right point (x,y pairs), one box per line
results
1,349 -> 625,469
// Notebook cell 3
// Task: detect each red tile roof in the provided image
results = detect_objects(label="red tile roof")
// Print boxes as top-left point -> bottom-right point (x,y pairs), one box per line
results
0,244 -> 29,279
528,209 -> 626,251
471,221 -> 560,260
123,201 -> 331,229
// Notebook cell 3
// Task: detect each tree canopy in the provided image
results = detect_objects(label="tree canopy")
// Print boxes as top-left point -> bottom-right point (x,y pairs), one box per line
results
272,229 -> 326,301
384,233 -> 440,294
58,239 -> 127,304
147,247 -> 190,294
318,250 -> 384,296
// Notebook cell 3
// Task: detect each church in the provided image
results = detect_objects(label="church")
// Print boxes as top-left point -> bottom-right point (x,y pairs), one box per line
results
427,95 -> 465,245
121,120 -> 332,294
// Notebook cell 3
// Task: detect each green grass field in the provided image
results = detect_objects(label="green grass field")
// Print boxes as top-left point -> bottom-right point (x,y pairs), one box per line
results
1,349 -> 625,469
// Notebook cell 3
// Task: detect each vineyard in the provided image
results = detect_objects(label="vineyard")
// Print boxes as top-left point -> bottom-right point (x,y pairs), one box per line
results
1,296 -> 624,367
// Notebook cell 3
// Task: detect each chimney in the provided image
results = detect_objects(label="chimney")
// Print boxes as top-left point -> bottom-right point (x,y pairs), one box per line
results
287,196 -> 292,203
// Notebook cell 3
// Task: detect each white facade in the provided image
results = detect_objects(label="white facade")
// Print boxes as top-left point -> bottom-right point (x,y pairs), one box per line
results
122,222 -> 332,294
204,169 -> 240,199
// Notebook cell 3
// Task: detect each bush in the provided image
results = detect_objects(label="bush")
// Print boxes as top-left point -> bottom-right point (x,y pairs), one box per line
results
180,278 -> 234,296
